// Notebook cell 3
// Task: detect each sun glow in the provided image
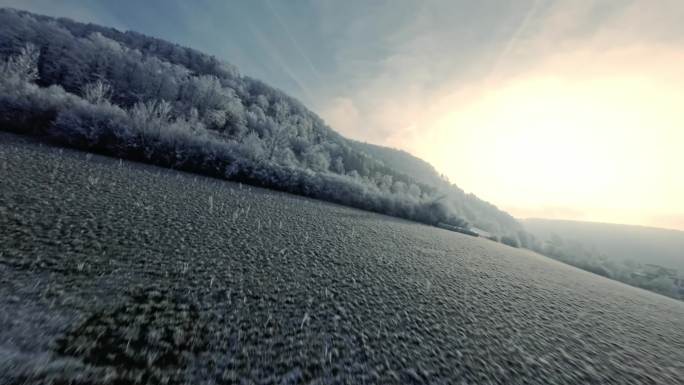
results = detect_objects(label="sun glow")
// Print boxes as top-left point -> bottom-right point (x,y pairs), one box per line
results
319,1 -> 684,230
414,54 -> 684,228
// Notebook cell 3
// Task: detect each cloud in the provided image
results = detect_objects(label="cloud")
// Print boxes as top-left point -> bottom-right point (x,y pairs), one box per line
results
316,0 -> 684,227
320,97 -> 362,139
315,1 -> 553,148
317,0 -> 684,142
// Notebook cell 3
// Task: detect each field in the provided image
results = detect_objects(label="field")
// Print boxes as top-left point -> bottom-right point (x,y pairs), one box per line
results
1,132 -> 683,384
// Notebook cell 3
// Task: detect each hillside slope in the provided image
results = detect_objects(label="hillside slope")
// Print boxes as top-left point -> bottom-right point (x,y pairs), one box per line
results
0,7 -> 521,238
350,141 -> 445,186
523,218 -> 684,271
2,132 -> 683,384
351,141 -> 521,234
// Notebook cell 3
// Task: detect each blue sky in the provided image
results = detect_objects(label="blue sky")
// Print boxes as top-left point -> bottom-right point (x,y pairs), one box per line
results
0,1 -> 649,138
2,0 -> 684,229
0,0 -> 555,120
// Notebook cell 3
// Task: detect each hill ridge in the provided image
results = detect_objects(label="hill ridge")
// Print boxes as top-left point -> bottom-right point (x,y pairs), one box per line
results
0,7 -> 521,238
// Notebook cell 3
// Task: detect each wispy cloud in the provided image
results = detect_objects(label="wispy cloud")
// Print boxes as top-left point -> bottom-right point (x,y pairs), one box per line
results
264,0 -> 322,83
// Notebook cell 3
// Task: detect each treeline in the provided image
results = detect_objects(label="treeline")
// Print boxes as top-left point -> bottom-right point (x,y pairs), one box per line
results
527,234 -> 682,300
0,8 -> 527,235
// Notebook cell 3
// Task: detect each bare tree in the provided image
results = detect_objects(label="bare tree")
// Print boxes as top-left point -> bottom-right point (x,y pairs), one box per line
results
2,43 -> 40,82
82,80 -> 112,105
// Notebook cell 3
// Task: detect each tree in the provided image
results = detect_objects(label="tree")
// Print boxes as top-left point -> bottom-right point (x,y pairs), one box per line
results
239,132 -> 266,161
266,120 -> 293,162
332,156 -> 345,174
130,99 -> 172,157
82,80 -> 112,105
501,236 -> 520,248
2,43 -> 39,82
304,147 -> 330,172
646,277 -> 674,297
408,184 -> 422,198
376,174 -> 393,192
391,181 -> 407,195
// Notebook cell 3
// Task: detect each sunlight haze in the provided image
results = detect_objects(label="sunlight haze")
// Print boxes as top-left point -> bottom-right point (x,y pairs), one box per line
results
6,0 -> 682,230
321,0 -> 684,230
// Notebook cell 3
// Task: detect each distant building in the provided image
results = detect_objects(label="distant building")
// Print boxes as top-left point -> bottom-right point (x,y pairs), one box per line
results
470,227 -> 493,239
437,223 -> 479,237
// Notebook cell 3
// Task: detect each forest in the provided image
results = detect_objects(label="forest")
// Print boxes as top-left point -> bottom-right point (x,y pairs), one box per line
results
524,219 -> 684,300
0,8 -> 522,239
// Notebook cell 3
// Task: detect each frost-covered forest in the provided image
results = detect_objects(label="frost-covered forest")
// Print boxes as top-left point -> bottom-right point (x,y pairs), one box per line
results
523,219 -> 684,300
0,8 -> 522,238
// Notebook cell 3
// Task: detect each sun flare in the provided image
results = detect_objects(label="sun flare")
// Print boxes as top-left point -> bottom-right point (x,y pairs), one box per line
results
418,58 -> 684,228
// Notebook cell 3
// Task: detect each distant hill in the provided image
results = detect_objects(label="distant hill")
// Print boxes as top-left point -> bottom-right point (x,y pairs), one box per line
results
523,218 -> 684,271
0,8 -> 521,238
350,141 -> 445,187
351,141 -> 521,235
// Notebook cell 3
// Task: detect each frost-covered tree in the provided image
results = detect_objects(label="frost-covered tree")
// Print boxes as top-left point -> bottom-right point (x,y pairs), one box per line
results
2,43 -> 39,82
240,131 -> 266,161
391,181 -> 407,195
332,156 -> 345,174
304,147 -> 331,172
82,80 -> 111,105
266,120 -> 294,162
130,99 -> 173,158
408,184 -> 422,198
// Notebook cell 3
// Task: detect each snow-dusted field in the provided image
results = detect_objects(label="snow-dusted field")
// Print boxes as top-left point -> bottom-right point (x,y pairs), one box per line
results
1,132 -> 682,384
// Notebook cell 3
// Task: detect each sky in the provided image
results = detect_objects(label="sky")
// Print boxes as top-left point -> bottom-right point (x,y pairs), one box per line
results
2,0 -> 683,231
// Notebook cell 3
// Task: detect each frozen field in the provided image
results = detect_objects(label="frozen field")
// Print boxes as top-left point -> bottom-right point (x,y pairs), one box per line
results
1,132 -> 682,384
